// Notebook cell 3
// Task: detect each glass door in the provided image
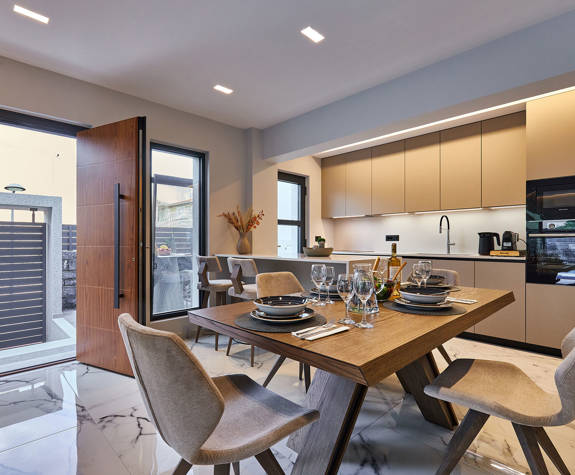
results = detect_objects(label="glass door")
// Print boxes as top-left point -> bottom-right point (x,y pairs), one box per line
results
277,172 -> 306,256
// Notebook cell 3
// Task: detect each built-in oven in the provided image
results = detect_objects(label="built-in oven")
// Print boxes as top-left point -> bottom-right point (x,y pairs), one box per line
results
527,176 -> 575,284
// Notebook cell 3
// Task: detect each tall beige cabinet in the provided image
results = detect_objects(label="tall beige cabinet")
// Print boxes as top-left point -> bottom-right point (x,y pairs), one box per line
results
345,149 -> 372,216
371,141 -> 405,214
321,154 -> 346,218
405,133 -> 440,212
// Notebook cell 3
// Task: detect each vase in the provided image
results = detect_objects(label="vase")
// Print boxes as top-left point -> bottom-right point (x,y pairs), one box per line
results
236,232 -> 251,254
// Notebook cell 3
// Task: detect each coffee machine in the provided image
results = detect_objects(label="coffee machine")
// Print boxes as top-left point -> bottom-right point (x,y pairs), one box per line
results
501,231 -> 519,251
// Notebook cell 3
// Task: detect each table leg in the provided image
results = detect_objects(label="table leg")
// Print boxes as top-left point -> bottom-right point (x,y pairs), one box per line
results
396,352 -> 458,429
288,369 -> 367,475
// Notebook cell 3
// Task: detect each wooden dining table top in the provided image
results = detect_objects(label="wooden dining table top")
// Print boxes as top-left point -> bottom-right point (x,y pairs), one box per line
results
188,287 -> 514,386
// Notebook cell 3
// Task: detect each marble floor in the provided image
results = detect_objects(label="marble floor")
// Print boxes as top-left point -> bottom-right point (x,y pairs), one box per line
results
0,335 -> 572,474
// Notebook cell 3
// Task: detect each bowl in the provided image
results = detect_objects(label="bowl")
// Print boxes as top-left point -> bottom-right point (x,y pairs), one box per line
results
303,247 -> 333,257
399,288 -> 449,304
254,295 -> 308,316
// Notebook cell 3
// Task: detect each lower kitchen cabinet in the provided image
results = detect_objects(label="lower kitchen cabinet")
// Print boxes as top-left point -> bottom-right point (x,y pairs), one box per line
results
526,283 -> 575,349
474,262 -> 525,342
432,259 -> 475,287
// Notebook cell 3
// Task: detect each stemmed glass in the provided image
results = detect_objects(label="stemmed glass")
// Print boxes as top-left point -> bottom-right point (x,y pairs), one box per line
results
336,274 -> 356,325
412,263 -> 425,288
419,260 -> 432,287
353,270 -> 374,329
324,266 -> 335,304
311,264 -> 327,306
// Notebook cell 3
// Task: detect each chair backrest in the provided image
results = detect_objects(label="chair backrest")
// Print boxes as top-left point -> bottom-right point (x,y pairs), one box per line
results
433,268 -> 459,286
256,271 -> 305,298
197,256 -> 223,288
227,257 -> 258,277
554,327 -> 575,425
118,314 -> 224,461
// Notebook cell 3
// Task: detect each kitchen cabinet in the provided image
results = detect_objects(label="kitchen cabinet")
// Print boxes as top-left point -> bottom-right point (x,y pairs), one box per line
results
345,148 -> 372,216
527,89 -> 575,180
481,112 -> 526,207
440,123 -> 482,210
405,133 -> 441,212
321,154 -> 346,218
526,283 -> 575,349
474,262 -> 525,341
371,141 -> 405,214
432,259 -> 475,287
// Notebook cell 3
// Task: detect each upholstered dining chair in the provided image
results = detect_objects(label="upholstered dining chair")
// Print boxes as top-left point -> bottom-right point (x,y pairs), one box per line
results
118,314 -> 319,475
424,327 -> 575,475
256,272 -> 312,391
432,268 -> 460,365
196,256 -> 232,351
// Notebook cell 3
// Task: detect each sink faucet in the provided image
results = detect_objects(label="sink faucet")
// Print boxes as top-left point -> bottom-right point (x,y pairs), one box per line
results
439,215 -> 456,254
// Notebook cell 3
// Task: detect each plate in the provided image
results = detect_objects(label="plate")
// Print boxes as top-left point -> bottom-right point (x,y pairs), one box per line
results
250,308 -> 315,323
254,295 -> 308,316
399,289 -> 449,304
394,298 -> 453,311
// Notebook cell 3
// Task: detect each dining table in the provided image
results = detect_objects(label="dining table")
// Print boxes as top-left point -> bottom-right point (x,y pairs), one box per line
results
188,286 -> 514,475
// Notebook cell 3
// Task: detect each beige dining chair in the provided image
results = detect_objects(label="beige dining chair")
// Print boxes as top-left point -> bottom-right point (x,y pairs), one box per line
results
118,314 -> 319,475
433,268 -> 459,365
256,272 -> 312,391
196,256 -> 232,351
225,258 -> 258,366
424,327 -> 575,475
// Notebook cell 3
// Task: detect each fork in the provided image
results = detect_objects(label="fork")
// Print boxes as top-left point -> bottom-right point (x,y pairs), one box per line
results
293,323 -> 336,338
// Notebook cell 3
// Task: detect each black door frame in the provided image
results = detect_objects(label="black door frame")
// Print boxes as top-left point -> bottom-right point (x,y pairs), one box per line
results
278,171 -> 307,252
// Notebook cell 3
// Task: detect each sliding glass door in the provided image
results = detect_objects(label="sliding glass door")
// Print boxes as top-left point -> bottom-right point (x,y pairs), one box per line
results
277,171 -> 307,256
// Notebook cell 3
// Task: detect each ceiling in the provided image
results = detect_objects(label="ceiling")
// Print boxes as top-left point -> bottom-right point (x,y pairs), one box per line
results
1,0 -> 575,129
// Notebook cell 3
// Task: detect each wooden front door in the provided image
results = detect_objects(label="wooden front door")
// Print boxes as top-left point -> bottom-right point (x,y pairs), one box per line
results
76,117 -> 145,375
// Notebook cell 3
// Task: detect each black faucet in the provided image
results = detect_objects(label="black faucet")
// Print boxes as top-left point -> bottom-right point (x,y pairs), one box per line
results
439,215 -> 455,254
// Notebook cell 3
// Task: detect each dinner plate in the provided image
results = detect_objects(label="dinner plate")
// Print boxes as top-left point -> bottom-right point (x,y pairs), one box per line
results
394,298 -> 453,311
254,295 -> 308,316
399,289 -> 449,304
250,308 -> 315,324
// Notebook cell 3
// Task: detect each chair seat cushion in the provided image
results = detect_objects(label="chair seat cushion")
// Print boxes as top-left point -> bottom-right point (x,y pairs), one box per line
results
198,279 -> 233,291
193,374 -> 318,465
227,283 -> 258,300
424,359 -> 563,426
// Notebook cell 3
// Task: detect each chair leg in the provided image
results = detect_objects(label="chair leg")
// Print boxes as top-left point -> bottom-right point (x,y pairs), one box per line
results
437,344 -> 452,364
215,333 -> 219,351
194,326 -> 201,343
214,464 -> 230,475
533,427 -> 570,475
263,355 -> 287,387
232,461 -> 240,475
250,345 -> 255,367
173,458 -> 192,475
298,361 -> 303,381
435,409 -> 489,475
303,364 -> 311,392
202,290 -> 209,308
513,424 -> 550,475
226,337 -> 233,356
255,449 -> 284,475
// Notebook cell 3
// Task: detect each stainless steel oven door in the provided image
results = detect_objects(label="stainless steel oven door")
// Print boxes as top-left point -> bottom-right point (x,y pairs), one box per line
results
527,233 -> 575,284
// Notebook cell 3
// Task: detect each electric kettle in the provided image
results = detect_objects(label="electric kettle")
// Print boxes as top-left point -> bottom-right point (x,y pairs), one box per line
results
478,232 -> 500,255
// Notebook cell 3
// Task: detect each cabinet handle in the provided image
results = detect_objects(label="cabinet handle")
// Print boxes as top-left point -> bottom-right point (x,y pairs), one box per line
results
528,233 -> 575,238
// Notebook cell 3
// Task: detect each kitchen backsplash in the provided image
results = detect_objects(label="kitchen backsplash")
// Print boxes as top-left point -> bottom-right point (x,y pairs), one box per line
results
332,207 -> 525,255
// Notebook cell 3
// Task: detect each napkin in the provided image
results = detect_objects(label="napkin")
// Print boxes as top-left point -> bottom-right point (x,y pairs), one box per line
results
304,326 -> 350,341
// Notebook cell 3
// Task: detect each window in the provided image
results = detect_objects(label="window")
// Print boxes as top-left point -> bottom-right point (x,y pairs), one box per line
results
151,143 -> 206,320
277,172 -> 306,256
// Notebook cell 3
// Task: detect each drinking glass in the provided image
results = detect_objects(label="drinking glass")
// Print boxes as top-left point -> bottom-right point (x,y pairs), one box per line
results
325,266 -> 335,304
412,263 -> 425,288
353,270 -> 374,329
336,274 -> 356,324
311,264 -> 327,306
419,260 -> 432,287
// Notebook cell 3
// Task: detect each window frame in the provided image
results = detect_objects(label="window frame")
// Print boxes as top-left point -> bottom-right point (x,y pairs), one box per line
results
150,142 -> 207,321
277,171 -> 307,253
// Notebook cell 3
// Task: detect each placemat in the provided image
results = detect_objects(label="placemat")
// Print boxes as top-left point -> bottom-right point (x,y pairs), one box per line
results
381,301 -> 467,316
234,313 -> 327,333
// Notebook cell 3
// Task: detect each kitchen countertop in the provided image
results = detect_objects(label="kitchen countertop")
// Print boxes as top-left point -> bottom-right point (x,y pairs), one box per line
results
333,250 -> 526,263
216,253 -> 376,264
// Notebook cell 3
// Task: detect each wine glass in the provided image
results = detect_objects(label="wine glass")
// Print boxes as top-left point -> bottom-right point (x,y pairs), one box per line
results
311,264 -> 327,306
353,270 -> 374,329
412,263 -> 425,288
325,266 -> 335,304
336,274 -> 355,324
419,260 -> 432,287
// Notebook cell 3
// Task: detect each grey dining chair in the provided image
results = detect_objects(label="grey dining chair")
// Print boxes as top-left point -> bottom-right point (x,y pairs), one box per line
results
118,314 -> 319,475
424,327 -> 575,475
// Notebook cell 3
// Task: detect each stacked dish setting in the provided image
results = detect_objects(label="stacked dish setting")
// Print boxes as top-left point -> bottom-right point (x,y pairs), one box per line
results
396,286 -> 452,311
252,296 -> 314,323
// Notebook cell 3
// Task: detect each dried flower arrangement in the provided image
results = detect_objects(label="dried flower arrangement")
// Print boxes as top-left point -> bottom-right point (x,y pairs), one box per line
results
218,206 -> 264,233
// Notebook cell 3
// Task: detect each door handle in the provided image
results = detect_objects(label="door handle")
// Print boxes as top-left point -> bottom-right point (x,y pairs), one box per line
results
528,233 -> 575,238
114,183 -> 124,308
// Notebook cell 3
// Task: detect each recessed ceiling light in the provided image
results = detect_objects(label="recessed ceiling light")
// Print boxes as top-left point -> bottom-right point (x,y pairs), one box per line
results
13,4 -> 49,24
301,26 -> 324,43
213,84 -> 233,95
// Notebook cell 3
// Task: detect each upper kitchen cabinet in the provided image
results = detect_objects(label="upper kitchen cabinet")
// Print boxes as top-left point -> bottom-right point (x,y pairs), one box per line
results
321,154 -> 346,218
440,123 -> 481,209
405,133 -> 440,212
372,141 -> 405,214
345,148 -> 372,216
481,112 -> 526,207
527,89 -> 575,180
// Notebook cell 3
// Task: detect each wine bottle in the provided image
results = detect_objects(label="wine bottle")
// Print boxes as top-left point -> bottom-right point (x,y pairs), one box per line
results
387,243 -> 402,281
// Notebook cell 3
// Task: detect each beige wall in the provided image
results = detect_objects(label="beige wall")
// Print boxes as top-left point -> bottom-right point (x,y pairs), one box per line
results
0,56 -> 247,254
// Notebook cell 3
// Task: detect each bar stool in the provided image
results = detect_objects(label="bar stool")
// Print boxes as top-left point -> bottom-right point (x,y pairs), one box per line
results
195,256 -> 232,351
256,271 -> 312,391
225,258 -> 258,366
